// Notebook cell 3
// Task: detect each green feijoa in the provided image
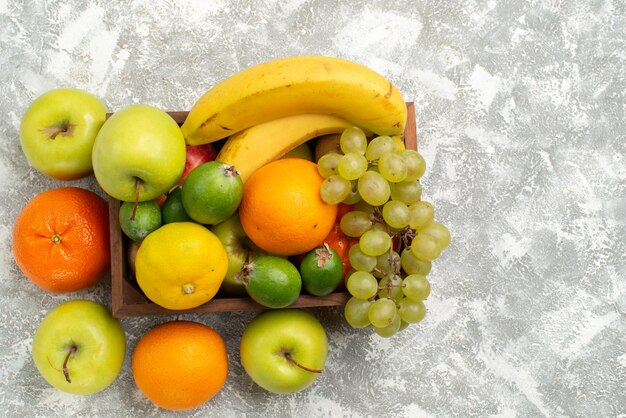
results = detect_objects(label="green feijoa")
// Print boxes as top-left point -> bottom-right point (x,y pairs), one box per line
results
240,256 -> 301,309
181,161 -> 243,225
119,200 -> 162,241
299,244 -> 343,296
162,186 -> 192,224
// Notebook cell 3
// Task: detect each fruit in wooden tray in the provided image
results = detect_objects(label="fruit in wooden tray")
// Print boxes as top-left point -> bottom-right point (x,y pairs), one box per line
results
161,186 -> 192,224
238,158 -> 337,256
209,213 -> 266,296
281,142 -> 314,161
240,309 -> 327,394
132,320 -> 227,410
238,255 -> 302,308
181,55 -> 406,144
217,113 -> 355,182
12,187 -> 110,293
134,222 -> 228,310
179,143 -> 217,185
317,126 -> 451,338
299,244 -> 343,296
181,161 -> 243,225
119,199 -> 162,241
20,88 -> 107,180
92,104 -> 186,202
32,300 -> 126,395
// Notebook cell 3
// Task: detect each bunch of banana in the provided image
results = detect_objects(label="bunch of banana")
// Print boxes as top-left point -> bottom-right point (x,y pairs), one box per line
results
181,55 -> 407,181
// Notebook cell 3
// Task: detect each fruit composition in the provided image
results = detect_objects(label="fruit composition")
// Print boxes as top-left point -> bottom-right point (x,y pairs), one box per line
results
12,187 -> 110,293
16,55 -> 450,402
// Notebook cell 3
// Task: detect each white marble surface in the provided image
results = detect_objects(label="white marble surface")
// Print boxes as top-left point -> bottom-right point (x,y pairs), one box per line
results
1,1 -> 625,417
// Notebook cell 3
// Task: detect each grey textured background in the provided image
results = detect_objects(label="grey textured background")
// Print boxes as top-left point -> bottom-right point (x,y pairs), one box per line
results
1,0 -> 625,417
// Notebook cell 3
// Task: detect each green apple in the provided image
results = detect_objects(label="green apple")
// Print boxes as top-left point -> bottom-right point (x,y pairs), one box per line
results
20,88 -> 107,180
240,309 -> 328,394
32,300 -> 126,395
281,143 -> 313,161
210,213 -> 266,296
92,104 -> 186,202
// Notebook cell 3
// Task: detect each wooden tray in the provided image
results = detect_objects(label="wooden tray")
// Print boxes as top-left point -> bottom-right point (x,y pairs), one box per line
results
110,103 -> 417,317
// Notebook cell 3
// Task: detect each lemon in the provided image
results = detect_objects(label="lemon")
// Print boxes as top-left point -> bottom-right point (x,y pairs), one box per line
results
135,222 -> 228,310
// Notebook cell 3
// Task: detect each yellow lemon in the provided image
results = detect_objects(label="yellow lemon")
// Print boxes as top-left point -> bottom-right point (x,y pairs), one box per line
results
135,222 -> 228,310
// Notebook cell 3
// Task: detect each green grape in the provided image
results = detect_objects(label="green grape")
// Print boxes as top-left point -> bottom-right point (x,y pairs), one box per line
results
410,234 -> 442,261
377,274 -> 404,302
398,320 -> 410,332
340,126 -> 368,155
342,180 -> 362,205
348,244 -> 377,272
373,250 -> 400,279
390,180 -> 422,204
317,152 -> 343,178
370,222 -> 389,233
373,313 -> 401,337
402,274 -> 430,301
398,298 -> 426,323
340,210 -> 373,237
408,201 -> 434,230
338,152 -> 368,180
346,271 -> 378,299
382,200 -> 410,229
344,297 -> 373,328
378,151 -> 407,183
400,248 -> 432,275
354,200 -> 374,214
365,135 -> 396,161
359,229 -> 391,256
357,171 -> 390,206
368,297 -> 398,328
320,175 -> 351,204
418,221 -> 451,249
402,150 -> 426,181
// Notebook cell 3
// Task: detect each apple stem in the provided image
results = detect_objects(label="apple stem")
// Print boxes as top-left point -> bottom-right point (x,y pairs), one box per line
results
63,345 -> 77,383
131,177 -> 140,221
284,352 -> 322,374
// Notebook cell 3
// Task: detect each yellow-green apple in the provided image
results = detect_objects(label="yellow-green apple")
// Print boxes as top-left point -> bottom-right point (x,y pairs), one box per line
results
92,104 -> 186,202
240,309 -> 328,394
20,88 -> 107,180
179,144 -> 217,185
31,300 -> 126,395
210,213 -> 266,296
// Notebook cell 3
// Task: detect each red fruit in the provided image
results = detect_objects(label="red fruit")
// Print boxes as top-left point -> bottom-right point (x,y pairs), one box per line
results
179,144 -> 217,185
336,203 -> 354,221
322,223 -> 357,281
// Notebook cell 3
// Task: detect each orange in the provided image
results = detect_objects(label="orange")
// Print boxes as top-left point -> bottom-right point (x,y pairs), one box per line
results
12,187 -> 110,293
132,320 -> 228,411
239,158 -> 338,256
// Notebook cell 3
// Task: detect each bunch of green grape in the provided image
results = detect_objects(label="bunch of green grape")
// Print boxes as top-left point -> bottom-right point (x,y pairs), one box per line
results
317,126 -> 450,337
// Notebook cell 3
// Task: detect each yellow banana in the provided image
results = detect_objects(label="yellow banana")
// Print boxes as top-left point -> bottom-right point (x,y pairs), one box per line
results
216,113 -> 356,182
182,56 -> 406,145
